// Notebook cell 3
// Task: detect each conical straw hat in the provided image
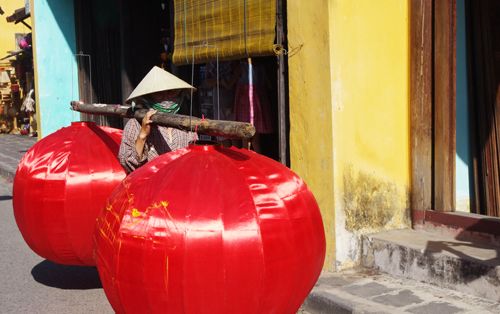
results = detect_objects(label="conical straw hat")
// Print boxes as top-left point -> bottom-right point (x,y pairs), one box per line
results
126,66 -> 195,103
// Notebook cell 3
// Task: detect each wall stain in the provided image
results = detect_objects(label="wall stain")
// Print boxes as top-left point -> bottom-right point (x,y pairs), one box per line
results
343,165 -> 409,232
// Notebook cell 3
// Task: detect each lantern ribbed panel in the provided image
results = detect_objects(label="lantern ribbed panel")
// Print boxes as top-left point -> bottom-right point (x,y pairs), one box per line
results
13,122 -> 126,266
95,144 -> 325,314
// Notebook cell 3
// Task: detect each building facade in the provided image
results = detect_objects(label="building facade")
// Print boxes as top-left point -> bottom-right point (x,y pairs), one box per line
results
30,0 -> 498,273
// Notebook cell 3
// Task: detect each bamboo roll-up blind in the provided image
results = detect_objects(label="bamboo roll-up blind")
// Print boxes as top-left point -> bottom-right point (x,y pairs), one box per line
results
173,0 -> 276,65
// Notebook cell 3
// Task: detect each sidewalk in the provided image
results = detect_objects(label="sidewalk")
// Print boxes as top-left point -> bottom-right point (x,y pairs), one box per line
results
304,269 -> 500,313
0,134 -> 37,181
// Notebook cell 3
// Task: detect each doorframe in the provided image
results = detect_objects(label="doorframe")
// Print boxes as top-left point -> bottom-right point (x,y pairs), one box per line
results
410,0 -> 434,222
276,0 -> 289,165
410,0 -> 500,232
433,0 -> 456,212
410,0 -> 456,218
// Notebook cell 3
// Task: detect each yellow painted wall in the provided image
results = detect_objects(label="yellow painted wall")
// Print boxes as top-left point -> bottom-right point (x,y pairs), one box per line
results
287,0 -> 335,270
287,0 -> 410,270
331,0 -> 410,233
0,1 -> 29,60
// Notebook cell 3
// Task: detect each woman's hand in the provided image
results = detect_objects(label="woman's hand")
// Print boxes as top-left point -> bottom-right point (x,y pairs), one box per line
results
139,109 -> 157,140
135,109 -> 157,159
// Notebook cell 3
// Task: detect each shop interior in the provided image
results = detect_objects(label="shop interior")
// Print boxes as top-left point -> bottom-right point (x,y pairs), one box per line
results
0,7 -> 35,136
74,0 -> 283,161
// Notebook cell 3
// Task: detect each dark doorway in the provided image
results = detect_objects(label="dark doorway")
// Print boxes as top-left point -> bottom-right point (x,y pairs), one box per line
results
74,0 -> 167,128
465,0 -> 500,216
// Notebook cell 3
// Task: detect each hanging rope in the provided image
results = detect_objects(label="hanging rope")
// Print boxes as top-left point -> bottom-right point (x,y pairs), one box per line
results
74,53 -> 92,122
216,48 -> 220,120
189,43 -> 221,134
183,0 -> 189,65
190,47 -> 195,131
272,44 -> 286,56
243,0 -> 248,57
194,114 -> 205,135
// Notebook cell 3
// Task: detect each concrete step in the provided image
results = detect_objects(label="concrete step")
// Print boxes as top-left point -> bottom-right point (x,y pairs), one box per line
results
362,229 -> 500,302
303,269 -> 500,314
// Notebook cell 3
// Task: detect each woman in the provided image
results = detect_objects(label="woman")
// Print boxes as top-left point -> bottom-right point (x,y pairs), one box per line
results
118,66 -> 197,173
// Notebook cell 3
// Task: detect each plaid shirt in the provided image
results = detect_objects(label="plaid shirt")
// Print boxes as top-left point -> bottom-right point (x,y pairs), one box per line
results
118,119 -> 197,173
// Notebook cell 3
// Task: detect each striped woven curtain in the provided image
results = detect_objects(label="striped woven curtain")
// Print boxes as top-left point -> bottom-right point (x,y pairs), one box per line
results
172,0 -> 276,65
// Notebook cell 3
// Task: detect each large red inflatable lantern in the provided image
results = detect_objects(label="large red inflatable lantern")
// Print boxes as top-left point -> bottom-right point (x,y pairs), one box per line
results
13,122 -> 126,266
95,143 -> 325,314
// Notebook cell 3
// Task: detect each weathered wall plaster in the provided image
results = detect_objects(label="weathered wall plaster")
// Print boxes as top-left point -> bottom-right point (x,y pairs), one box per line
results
330,0 -> 410,269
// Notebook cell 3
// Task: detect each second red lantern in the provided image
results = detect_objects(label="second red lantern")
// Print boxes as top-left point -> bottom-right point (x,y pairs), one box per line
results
95,143 -> 325,313
13,122 -> 126,266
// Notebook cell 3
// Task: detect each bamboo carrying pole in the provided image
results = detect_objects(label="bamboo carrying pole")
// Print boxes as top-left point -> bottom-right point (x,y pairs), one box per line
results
70,101 -> 256,139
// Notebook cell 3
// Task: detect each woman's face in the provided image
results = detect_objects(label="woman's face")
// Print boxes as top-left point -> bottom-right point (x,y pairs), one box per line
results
149,90 -> 181,103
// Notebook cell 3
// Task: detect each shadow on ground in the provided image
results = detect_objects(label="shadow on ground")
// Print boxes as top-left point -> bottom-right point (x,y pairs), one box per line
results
423,217 -> 500,285
31,260 -> 102,290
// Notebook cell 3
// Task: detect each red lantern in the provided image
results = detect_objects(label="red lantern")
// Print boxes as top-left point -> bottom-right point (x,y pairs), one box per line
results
95,143 -> 325,314
13,121 -> 126,266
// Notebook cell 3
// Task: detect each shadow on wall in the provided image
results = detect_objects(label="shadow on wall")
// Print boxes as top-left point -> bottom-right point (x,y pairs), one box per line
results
44,0 -> 78,55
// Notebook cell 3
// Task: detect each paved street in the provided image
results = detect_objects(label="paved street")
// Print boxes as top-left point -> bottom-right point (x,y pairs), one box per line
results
1,134 -> 500,313
0,134 -> 36,182
0,176 -> 113,313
